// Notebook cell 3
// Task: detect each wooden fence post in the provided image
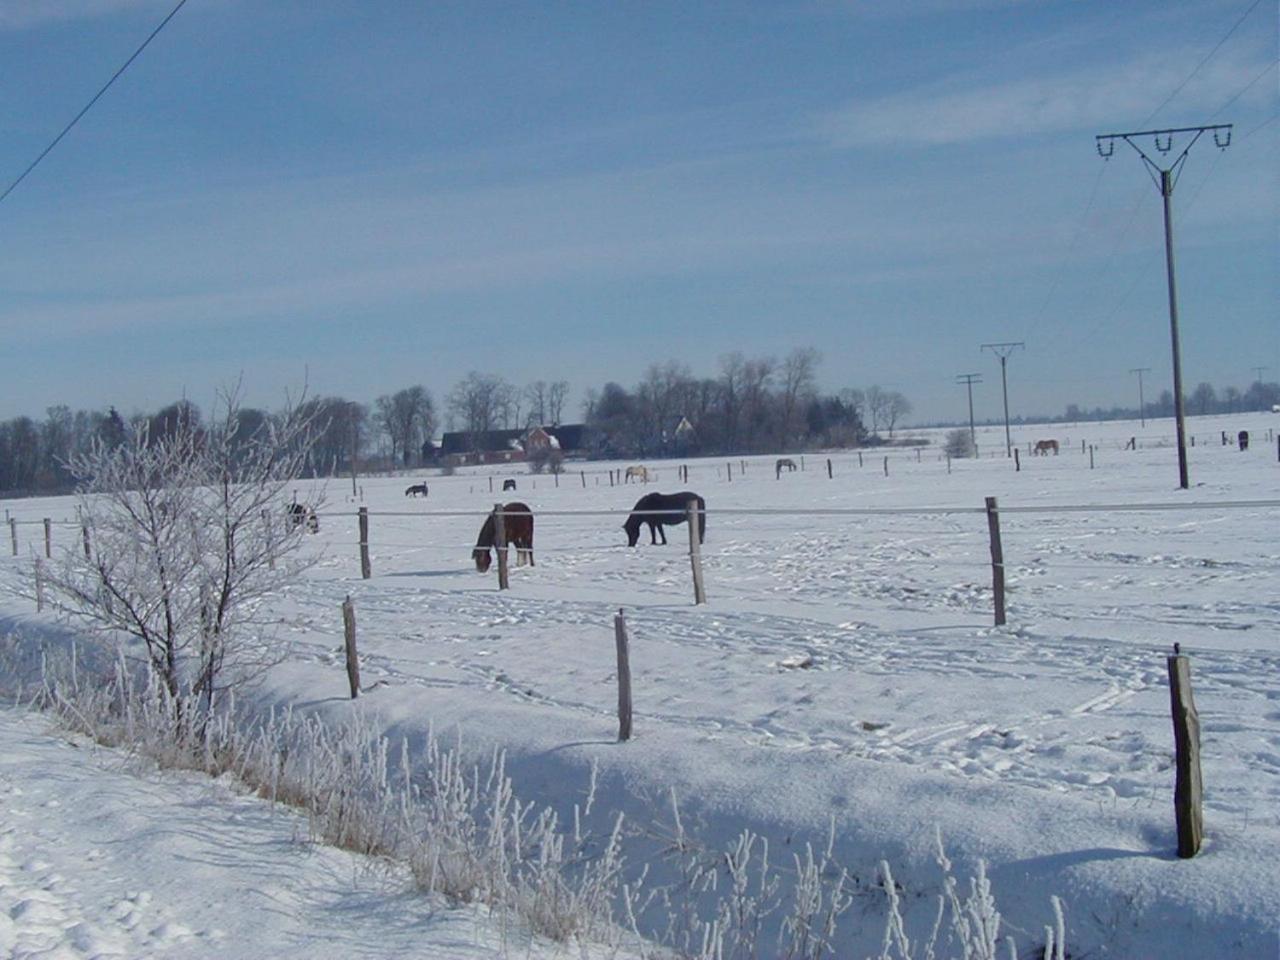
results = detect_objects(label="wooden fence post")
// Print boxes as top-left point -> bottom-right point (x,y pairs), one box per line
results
342,595 -> 360,699
1013,448 -> 1020,472
686,501 -> 706,605
984,496 -> 1006,626
946,454 -> 951,474
917,448 -> 921,463
581,470 -> 586,488
826,458 -> 832,479
43,518 -> 51,558
800,455 -> 805,471
726,461 -> 733,482
609,470 -> 614,487
858,451 -> 864,468
493,503 -> 510,590
35,558 -> 44,612
82,523 -> 91,561
1166,646 -> 1203,858
883,456 -> 889,477
9,518 -> 17,557
614,608 -> 633,742
1089,445 -> 1095,470
358,507 -> 371,579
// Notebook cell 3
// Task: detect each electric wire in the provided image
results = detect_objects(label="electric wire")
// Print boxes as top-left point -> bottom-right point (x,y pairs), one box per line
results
0,0 -> 190,207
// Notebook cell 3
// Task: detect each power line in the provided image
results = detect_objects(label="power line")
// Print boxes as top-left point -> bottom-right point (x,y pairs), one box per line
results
1139,0 -> 1267,128
0,0 -> 190,208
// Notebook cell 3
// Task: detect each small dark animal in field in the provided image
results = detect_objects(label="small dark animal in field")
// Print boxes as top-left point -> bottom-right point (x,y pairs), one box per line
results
624,491 -> 705,546
1033,439 -> 1059,456
473,502 -> 534,572
775,458 -> 797,478
287,502 -> 319,533
503,479 -> 517,491
404,483 -> 429,497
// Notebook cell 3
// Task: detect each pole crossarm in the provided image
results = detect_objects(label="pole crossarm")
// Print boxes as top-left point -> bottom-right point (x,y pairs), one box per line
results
1096,125 -> 1232,191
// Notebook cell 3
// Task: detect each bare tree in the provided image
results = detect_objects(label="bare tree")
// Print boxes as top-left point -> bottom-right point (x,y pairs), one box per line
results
865,385 -> 888,436
447,372 -> 511,450
778,348 -> 820,447
41,388 -> 323,723
1191,382 -> 1216,417
884,392 -> 912,437
376,386 -> 435,468
547,380 -> 569,425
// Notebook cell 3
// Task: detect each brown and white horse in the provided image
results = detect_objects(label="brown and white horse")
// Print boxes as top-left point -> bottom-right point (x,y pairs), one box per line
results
1033,440 -> 1059,456
624,465 -> 649,483
473,502 -> 535,572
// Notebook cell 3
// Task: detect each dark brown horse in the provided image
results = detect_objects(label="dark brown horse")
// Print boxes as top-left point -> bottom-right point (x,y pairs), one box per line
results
473,502 -> 534,572
624,491 -> 705,546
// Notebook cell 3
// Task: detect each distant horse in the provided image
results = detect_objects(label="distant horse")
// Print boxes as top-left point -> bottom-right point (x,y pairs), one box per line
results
473,502 -> 534,572
624,491 -> 705,546
624,465 -> 649,483
503,479 -> 517,491
1033,440 -> 1059,456
775,458 -> 797,478
287,502 -> 319,533
404,483 -> 429,497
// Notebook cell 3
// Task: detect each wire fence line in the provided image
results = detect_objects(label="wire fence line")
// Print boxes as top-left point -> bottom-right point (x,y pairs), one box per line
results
318,498 -> 1280,521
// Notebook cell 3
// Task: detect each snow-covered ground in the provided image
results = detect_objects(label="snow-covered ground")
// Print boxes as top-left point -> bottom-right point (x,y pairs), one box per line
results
2,411 -> 1278,957
0,706 -> 595,960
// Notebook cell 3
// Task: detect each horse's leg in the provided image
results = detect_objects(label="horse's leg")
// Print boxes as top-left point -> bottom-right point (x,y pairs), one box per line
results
658,524 -> 667,545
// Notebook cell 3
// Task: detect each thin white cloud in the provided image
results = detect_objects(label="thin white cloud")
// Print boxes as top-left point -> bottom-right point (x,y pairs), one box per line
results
817,51 -> 1274,147
0,0 -> 167,30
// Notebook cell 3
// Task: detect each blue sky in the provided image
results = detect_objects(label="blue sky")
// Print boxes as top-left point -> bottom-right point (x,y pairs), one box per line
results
0,0 -> 1275,425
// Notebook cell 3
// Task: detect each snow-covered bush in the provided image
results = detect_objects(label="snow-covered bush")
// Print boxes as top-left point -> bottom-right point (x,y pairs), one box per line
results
944,428 -> 976,459
37,388 -> 323,721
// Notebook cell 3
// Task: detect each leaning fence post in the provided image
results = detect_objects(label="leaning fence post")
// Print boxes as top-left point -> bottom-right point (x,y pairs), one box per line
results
493,503 -> 510,590
1166,645 -> 1203,858
826,458 -> 832,479
581,470 -> 586,488
43,518 -> 51,558
342,595 -> 360,699
984,496 -> 1006,626
1013,448 -> 1020,472
34,558 -> 44,612
614,608 -> 633,742
358,507 -> 371,579
82,523 -> 91,561
9,518 -> 17,557
686,502 -> 706,605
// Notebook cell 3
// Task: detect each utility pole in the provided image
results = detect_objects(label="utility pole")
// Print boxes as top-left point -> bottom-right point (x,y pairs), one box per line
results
1097,124 -> 1231,490
1130,367 -> 1151,428
956,374 -> 983,452
981,342 -> 1024,458
1250,366 -> 1268,385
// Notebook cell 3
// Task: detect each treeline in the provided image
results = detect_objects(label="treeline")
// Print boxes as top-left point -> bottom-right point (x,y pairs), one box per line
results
0,390 -> 435,497
1060,379 -> 1280,424
0,348 -> 918,496
579,350 -> 910,458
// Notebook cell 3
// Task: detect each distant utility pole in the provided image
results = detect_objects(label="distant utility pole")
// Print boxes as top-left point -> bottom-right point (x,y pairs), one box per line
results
1250,366 -> 1268,384
1130,367 -> 1151,428
980,343 -> 1024,458
1097,123 -> 1232,490
956,374 -> 983,451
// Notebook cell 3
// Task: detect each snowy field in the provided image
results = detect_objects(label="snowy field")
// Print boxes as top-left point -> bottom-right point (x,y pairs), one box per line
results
2,411 -> 1278,958
0,706 -> 609,960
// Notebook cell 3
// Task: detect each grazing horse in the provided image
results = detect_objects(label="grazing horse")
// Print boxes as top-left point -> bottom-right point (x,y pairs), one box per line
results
287,502 -> 319,533
624,491 -> 705,546
624,465 -> 648,483
1033,439 -> 1059,456
775,457 -> 797,478
404,483 -> 429,497
503,479 -> 517,491
473,502 -> 534,572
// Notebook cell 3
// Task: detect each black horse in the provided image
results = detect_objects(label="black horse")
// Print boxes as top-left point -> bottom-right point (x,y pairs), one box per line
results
473,502 -> 535,572
405,483 -> 429,497
624,491 -> 705,546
